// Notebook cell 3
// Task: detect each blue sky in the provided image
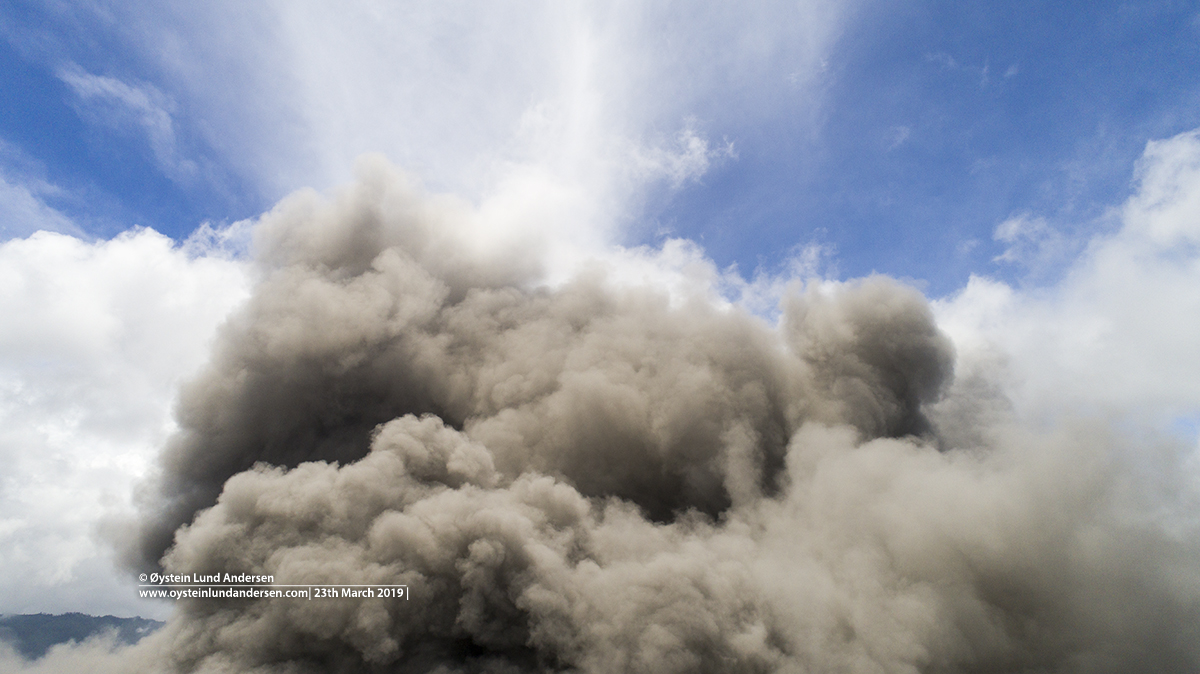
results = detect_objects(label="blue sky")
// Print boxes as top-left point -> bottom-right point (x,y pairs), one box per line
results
3,2 -> 1200,295
0,7 -> 256,237
663,1 -> 1200,293
3,1 -> 1200,620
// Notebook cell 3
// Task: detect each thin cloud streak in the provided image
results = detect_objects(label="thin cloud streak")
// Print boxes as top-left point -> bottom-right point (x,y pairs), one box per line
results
57,65 -> 196,183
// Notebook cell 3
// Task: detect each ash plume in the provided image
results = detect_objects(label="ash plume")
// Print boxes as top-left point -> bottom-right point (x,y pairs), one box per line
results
78,158 -> 1200,673
128,159 -> 954,572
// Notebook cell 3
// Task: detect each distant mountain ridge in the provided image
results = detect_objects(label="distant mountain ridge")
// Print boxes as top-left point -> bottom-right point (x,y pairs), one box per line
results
0,613 -> 163,660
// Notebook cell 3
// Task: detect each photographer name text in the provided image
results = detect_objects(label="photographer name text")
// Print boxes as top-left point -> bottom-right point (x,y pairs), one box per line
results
146,573 -> 275,585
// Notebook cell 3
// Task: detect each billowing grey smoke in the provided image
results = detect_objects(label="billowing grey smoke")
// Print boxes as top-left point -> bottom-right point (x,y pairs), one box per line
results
129,160 -> 954,571
87,159 -> 1198,673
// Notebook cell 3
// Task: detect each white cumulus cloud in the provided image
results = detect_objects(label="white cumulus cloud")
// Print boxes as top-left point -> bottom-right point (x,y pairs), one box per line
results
937,127 -> 1200,434
0,229 -> 248,617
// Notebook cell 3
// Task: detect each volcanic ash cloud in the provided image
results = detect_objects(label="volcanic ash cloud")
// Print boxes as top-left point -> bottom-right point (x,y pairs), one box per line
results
90,159 -> 1200,673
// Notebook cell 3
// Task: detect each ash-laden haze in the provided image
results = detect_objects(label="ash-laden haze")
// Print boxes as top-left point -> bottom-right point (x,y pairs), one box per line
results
37,158 -> 1197,673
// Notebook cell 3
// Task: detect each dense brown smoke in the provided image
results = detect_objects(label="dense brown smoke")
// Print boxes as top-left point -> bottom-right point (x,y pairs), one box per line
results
129,159 -> 955,572
71,159 -> 1200,672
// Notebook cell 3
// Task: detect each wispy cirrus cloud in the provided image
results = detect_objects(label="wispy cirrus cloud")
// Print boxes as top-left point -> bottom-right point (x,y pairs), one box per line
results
57,64 -> 196,183
0,140 -> 81,239
0,173 -> 78,239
